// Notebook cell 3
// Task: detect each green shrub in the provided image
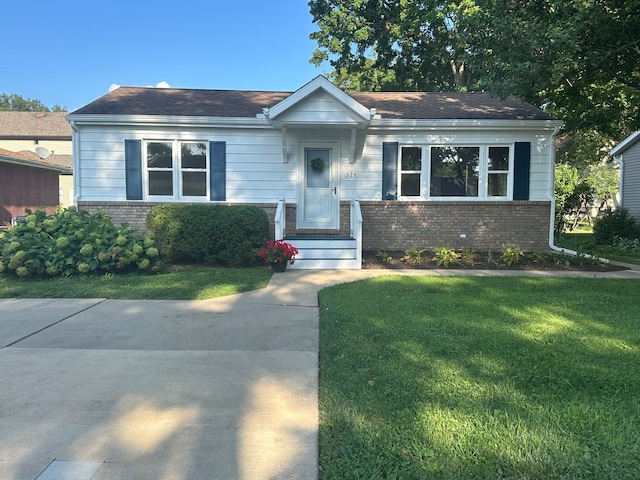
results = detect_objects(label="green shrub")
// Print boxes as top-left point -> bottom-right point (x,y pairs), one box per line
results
593,208 -> 640,245
147,204 -> 270,266
0,207 -> 162,278
460,248 -> 476,266
376,250 -> 392,263
501,247 -> 524,266
401,248 -> 425,266
529,251 -> 550,264
432,247 -> 460,267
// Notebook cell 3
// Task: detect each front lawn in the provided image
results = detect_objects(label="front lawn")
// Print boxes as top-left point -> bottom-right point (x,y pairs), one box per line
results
318,276 -> 640,479
0,264 -> 273,300
556,231 -> 640,265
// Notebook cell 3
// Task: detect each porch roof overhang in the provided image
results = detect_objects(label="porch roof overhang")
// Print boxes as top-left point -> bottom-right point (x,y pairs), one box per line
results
262,75 -> 376,128
261,76 -> 376,163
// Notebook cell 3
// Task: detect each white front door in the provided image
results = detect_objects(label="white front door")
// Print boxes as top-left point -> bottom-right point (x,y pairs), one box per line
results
298,143 -> 339,230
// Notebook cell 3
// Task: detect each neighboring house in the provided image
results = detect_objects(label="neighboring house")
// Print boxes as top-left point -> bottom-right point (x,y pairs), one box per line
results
0,111 -> 73,207
0,148 -> 72,226
66,76 -> 563,269
610,131 -> 640,223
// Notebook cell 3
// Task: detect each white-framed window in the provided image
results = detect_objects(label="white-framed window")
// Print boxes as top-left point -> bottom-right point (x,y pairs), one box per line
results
398,144 -> 513,199
400,146 -> 422,197
144,140 -> 209,200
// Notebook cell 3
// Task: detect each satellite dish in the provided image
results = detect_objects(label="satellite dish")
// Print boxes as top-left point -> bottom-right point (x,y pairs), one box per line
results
35,146 -> 50,159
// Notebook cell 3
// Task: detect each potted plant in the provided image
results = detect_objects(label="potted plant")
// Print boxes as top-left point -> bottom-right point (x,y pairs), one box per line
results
258,239 -> 299,272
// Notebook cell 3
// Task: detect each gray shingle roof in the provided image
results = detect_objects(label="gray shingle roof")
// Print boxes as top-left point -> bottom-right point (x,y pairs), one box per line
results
71,86 -> 555,121
0,112 -> 71,138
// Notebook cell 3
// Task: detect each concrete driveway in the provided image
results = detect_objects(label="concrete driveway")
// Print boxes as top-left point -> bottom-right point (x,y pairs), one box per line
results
1,270 -> 373,480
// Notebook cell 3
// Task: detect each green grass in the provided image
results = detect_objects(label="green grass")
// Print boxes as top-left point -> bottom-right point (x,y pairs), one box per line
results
318,276 -> 640,479
0,265 -> 273,300
556,231 -> 640,264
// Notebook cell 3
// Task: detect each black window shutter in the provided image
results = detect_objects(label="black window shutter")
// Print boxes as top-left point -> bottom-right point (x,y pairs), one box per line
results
513,142 -> 531,201
382,142 -> 398,200
125,139 -> 143,200
210,141 -> 226,201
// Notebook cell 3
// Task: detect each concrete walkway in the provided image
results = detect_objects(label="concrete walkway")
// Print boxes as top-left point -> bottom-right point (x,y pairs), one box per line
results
1,268 -> 639,480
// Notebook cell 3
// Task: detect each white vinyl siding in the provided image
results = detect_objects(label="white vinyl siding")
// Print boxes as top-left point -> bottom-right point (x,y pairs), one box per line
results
74,126 -> 298,203
274,90 -> 366,126
73,123 -> 555,204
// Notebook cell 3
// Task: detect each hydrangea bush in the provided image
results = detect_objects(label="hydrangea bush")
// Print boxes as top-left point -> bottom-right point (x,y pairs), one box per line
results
0,207 -> 162,277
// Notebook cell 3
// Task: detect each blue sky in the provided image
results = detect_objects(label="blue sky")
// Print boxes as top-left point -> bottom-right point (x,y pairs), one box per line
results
2,1 -> 328,112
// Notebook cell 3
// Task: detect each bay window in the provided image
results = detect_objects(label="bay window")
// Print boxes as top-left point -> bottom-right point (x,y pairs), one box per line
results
397,144 -> 513,199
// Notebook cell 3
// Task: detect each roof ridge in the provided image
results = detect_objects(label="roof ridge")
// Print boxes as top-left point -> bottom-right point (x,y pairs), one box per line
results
113,85 -> 294,95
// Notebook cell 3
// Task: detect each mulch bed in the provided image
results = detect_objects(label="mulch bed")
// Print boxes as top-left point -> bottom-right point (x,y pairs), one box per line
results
362,250 -> 627,272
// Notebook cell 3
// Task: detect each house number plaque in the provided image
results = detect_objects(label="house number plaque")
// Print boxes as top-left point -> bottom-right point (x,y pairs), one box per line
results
344,172 -> 359,178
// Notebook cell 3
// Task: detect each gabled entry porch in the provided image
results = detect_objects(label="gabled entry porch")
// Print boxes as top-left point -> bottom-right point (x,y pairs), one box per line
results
274,199 -> 363,269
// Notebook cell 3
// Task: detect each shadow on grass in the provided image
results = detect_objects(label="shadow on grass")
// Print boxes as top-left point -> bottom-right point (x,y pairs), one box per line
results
318,276 -> 640,479
0,265 -> 273,300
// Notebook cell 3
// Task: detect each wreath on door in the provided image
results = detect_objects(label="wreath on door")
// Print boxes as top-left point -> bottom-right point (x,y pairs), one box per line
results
310,157 -> 326,174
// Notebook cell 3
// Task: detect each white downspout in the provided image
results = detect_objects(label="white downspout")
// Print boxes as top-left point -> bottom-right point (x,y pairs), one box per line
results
547,126 -> 609,262
547,125 -> 574,254
614,155 -> 624,208
68,119 -> 80,206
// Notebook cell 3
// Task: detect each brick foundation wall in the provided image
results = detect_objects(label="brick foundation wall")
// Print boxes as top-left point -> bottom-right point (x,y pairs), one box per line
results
78,201 -> 279,238
78,200 -> 552,252
283,203 -> 351,237
360,201 -> 552,251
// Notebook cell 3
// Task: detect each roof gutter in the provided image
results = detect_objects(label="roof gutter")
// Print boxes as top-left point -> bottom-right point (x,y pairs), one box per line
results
367,118 -> 563,132
65,113 -> 273,129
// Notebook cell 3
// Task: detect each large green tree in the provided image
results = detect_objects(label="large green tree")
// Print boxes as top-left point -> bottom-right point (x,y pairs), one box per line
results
0,93 -> 66,112
309,0 -> 480,91
464,0 -> 640,137
308,0 -> 640,137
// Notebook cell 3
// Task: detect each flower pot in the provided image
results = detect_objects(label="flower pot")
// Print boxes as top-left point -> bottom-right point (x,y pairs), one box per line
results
271,260 -> 288,272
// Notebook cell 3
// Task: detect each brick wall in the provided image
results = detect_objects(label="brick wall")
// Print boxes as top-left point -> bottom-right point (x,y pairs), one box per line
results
78,201 -> 278,237
360,201 -> 552,251
283,203 -> 351,237
79,200 -> 552,252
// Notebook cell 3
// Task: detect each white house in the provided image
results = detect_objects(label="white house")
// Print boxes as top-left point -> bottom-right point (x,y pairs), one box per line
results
610,131 -> 640,223
66,76 -> 563,269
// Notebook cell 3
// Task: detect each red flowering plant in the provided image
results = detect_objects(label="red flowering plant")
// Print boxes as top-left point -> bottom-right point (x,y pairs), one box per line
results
258,239 -> 299,265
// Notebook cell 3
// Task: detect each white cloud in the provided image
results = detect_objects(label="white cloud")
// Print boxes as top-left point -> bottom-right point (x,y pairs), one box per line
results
109,81 -> 170,91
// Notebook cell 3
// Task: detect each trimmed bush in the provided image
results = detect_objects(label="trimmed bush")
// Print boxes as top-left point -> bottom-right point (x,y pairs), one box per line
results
593,208 -> 640,245
0,207 -> 162,278
146,204 -> 270,266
